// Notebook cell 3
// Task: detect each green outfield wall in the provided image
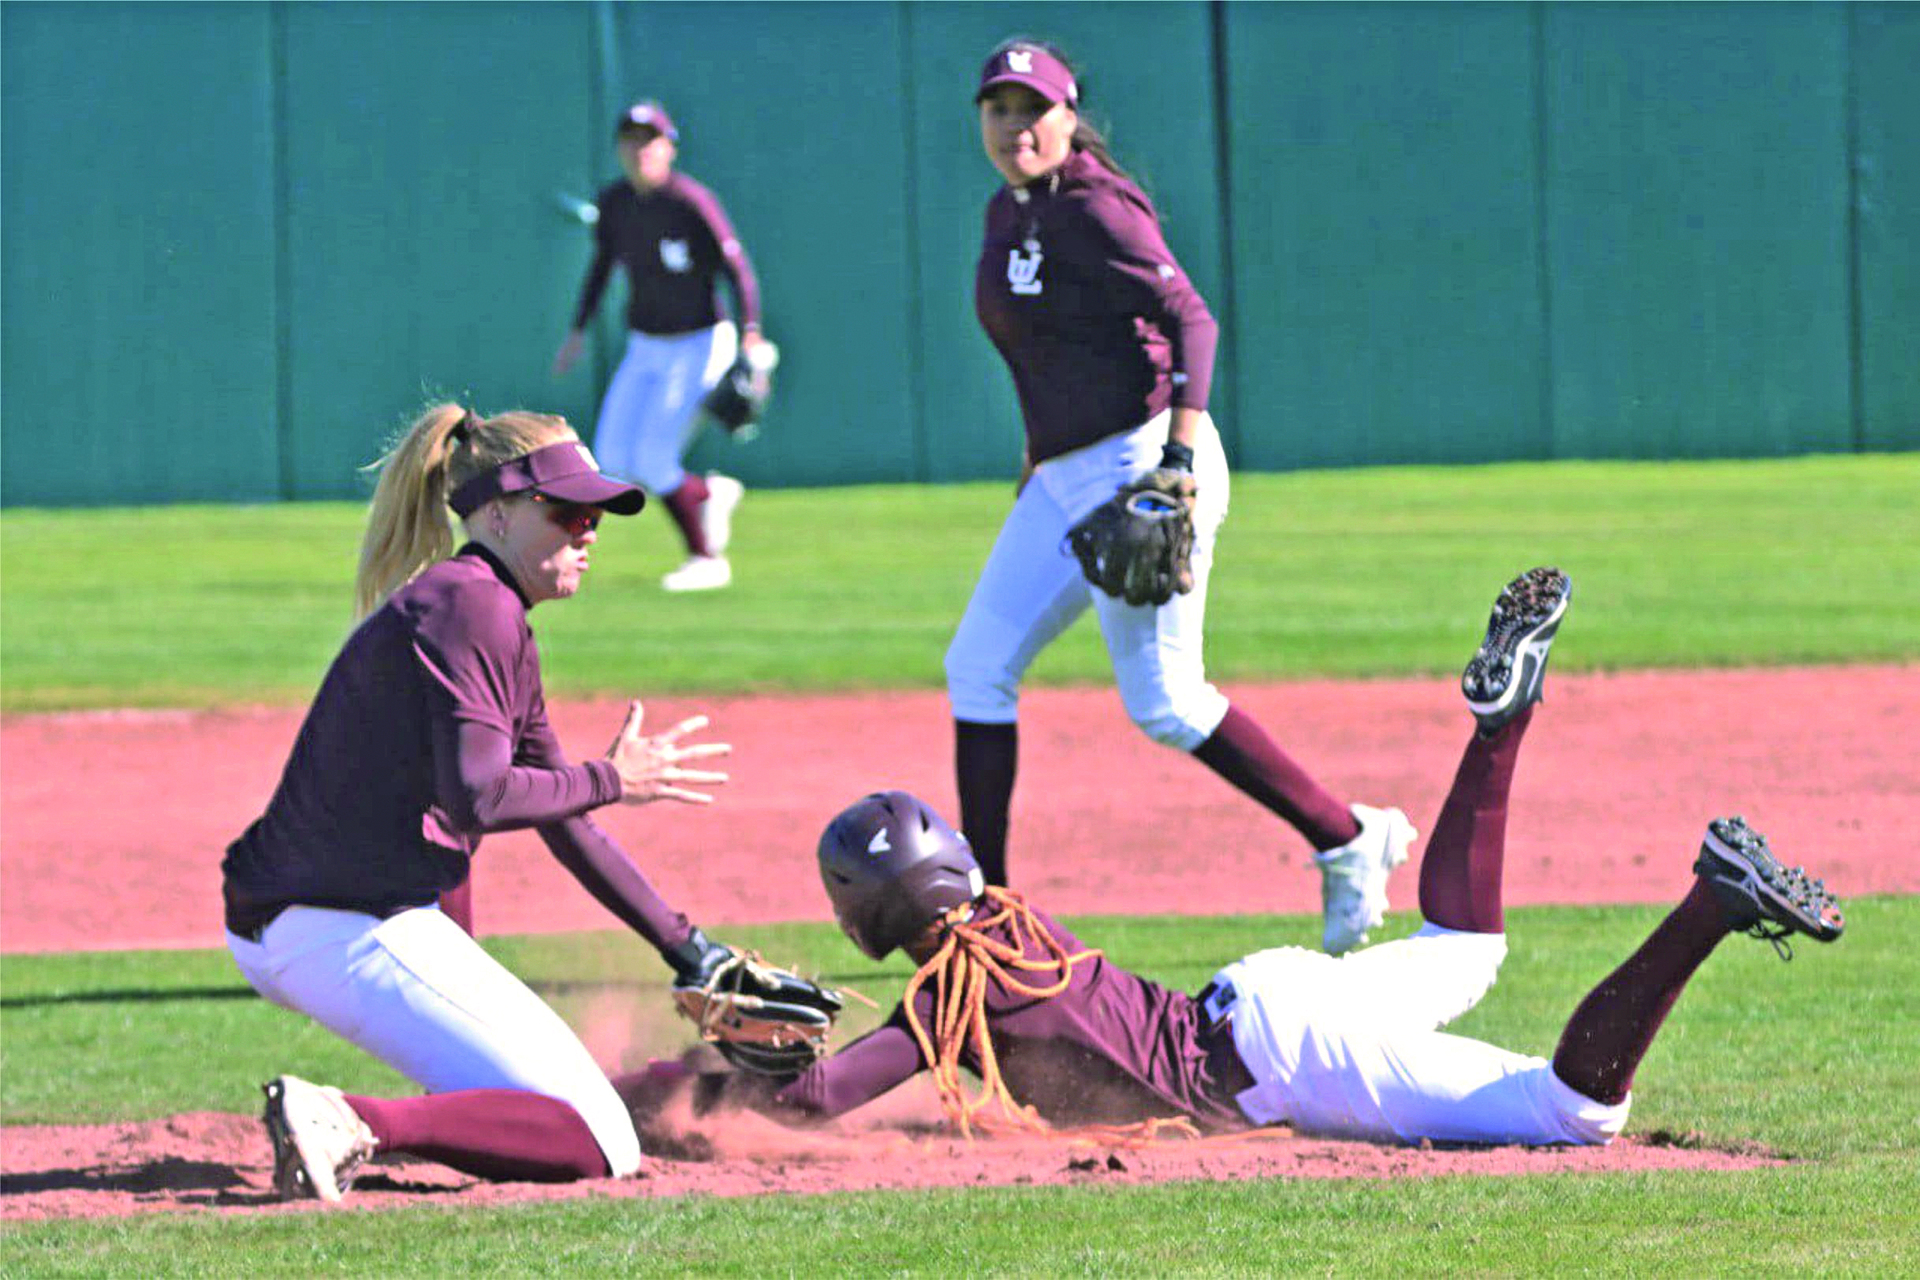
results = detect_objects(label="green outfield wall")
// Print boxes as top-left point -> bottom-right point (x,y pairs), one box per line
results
3,1 -> 1915,507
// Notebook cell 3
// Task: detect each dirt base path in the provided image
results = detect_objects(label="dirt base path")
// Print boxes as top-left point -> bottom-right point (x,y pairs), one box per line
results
1,1093 -> 1780,1222
4,666 -> 1916,953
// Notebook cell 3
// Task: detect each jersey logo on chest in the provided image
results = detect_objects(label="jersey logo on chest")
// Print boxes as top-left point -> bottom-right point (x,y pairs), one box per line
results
1007,239 -> 1044,296
659,238 -> 692,272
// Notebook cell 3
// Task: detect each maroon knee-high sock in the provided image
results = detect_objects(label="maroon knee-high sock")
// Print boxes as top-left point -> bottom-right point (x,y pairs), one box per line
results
1550,879 -> 1731,1104
955,720 -> 1017,885
344,1090 -> 610,1183
1190,705 -> 1359,851
662,474 -> 712,557
437,876 -> 473,937
1418,707 -> 1532,933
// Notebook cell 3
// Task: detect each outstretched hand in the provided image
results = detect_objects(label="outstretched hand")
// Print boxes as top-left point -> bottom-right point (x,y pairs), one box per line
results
606,700 -> 731,805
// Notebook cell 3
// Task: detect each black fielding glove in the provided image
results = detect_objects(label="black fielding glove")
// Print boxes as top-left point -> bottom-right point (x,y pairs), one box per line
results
668,928 -> 847,1077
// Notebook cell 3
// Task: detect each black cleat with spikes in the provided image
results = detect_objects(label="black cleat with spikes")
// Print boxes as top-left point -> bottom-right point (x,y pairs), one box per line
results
1694,815 -> 1844,959
1463,566 -> 1572,736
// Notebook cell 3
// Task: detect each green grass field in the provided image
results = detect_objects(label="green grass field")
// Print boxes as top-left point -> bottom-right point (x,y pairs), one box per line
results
2,454 -> 1915,712
3,905 -> 1918,1272
3,456 -> 1917,1272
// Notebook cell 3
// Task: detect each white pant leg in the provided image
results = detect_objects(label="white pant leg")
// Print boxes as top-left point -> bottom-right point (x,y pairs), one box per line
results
1273,1021 -> 1627,1146
1212,930 -> 1625,1146
947,413 -> 1233,741
591,334 -> 662,485
944,479 -> 1095,724
1329,923 -> 1509,1030
593,323 -> 736,495
228,905 -> 641,1176
1087,416 -> 1232,749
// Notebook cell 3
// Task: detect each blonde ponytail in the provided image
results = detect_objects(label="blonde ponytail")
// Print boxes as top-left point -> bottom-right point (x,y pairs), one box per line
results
353,402 -> 577,619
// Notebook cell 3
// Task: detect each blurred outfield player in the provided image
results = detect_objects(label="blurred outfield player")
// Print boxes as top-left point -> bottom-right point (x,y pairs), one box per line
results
682,568 -> 1845,1145
554,101 -> 765,593
222,404 -> 834,1201
950,39 -> 1410,952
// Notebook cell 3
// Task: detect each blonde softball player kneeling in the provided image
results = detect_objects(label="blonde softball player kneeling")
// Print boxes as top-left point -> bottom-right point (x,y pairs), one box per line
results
686,570 -> 1843,1146
222,404 -> 783,1201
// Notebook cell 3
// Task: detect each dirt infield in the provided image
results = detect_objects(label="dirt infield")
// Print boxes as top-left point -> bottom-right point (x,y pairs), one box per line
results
5,666 -> 1916,952
3,666 -> 1915,1220
0,1097 -> 1779,1222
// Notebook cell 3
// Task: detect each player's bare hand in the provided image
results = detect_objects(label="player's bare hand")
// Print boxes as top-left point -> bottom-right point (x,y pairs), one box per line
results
552,330 -> 587,378
606,700 -> 731,805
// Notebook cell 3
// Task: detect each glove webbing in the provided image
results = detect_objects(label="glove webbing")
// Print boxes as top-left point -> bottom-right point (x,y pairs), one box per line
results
687,953 -> 808,1045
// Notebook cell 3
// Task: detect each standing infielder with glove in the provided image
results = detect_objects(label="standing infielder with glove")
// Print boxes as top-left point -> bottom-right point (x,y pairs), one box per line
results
951,40 -> 1411,952
554,100 -> 771,594
687,569 -> 1845,1147
221,404 -> 841,1201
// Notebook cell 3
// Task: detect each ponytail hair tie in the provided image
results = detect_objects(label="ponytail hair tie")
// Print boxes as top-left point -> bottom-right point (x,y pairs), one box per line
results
449,411 -> 475,445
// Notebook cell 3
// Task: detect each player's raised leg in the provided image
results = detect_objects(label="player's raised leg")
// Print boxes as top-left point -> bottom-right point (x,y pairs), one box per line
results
1326,568 -> 1573,1022
1551,816 -> 1844,1107
1420,566 -> 1572,935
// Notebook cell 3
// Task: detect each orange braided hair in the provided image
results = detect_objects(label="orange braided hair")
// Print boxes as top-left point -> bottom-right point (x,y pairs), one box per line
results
901,886 -> 1199,1147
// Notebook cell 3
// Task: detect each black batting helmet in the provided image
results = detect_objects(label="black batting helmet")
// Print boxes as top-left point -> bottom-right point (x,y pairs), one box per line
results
817,791 -> 983,960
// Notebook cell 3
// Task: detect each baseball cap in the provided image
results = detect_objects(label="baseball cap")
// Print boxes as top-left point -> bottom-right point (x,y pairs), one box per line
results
616,100 -> 679,142
975,43 -> 1078,107
449,440 -> 645,517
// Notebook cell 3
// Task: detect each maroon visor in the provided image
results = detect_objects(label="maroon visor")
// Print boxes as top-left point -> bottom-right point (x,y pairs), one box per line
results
448,441 -> 645,517
975,44 -> 1078,107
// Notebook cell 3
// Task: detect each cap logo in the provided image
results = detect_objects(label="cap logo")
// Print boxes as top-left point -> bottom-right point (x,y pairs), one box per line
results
867,827 -> 892,855
1007,50 -> 1034,73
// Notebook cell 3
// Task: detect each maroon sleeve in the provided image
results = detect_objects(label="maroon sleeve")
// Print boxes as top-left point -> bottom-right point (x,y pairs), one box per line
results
683,180 -> 762,331
413,589 -> 620,834
569,190 -> 619,330
517,694 -> 694,955
428,715 -> 619,833
1083,185 -> 1218,410
758,1019 -> 927,1122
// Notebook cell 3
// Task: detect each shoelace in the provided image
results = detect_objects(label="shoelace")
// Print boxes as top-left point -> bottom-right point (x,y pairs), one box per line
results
1730,850 -> 1839,960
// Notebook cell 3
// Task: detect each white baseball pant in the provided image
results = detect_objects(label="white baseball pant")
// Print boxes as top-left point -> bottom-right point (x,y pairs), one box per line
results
592,321 -> 738,495
1212,924 -> 1629,1145
227,904 -> 642,1176
945,412 -> 1232,750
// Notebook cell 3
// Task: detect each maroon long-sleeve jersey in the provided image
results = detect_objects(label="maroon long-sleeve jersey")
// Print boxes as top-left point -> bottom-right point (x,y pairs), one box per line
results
572,172 -> 761,336
753,903 -> 1248,1131
975,150 -> 1219,465
221,545 -> 690,953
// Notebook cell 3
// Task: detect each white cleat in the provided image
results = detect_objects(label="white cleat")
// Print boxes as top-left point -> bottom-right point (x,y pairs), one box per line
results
1313,803 -> 1417,955
700,473 -> 744,557
661,554 -> 733,593
262,1074 -> 377,1203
